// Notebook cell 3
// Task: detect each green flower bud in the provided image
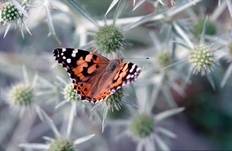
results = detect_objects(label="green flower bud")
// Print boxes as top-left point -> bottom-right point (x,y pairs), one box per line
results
63,83 -> 79,102
9,83 -> 34,106
103,88 -> 124,111
129,114 -> 154,139
156,51 -> 172,68
95,25 -> 124,53
188,45 -> 216,75
49,138 -> 74,151
1,2 -> 19,23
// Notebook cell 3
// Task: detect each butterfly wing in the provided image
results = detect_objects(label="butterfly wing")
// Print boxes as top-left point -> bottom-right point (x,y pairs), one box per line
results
53,48 -> 109,101
91,62 -> 141,102
110,62 -> 141,91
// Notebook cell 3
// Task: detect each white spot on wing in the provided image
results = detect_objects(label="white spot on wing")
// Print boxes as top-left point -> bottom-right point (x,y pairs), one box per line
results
136,67 -> 140,72
67,58 -> 71,63
72,49 -> 78,57
62,48 -> 66,52
63,56 -> 66,59
74,49 -> 78,53
129,64 -> 136,73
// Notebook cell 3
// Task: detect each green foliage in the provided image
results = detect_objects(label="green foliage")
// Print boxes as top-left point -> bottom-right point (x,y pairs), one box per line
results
185,93 -> 232,150
194,18 -> 217,36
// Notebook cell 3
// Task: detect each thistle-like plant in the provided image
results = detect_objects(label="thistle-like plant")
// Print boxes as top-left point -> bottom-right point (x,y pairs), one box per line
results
2,0 -> 231,150
106,86 -> 185,151
0,0 -> 31,37
5,67 -> 38,116
19,106 -> 95,150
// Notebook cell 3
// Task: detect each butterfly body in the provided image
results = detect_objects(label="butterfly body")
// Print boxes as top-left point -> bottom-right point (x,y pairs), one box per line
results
53,48 -> 141,103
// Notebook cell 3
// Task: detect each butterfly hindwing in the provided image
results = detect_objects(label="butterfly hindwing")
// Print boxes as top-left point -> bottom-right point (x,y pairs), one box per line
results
73,82 -> 92,101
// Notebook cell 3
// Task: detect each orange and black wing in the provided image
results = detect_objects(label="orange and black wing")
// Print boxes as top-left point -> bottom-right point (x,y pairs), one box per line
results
91,62 -> 141,103
53,48 -> 109,101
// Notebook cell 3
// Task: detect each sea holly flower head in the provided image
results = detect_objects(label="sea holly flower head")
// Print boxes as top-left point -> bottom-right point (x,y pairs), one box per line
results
188,44 -> 217,75
9,83 -> 34,107
63,83 -> 79,102
102,88 -> 124,111
121,108 -> 185,151
94,25 -> 124,53
129,113 -> 154,140
19,107 -> 95,150
1,2 -> 19,23
0,1 -> 31,37
156,51 -> 172,69
92,88 -> 124,132
49,138 -> 74,151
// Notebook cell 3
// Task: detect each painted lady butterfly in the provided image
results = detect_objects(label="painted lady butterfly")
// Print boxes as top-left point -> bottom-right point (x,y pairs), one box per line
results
53,48 -> 141,103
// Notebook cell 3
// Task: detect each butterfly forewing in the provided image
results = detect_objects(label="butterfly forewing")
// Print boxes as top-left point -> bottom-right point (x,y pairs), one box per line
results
110,62 -> 141,92
53,48 -> 108,82
91,62 -> 141,103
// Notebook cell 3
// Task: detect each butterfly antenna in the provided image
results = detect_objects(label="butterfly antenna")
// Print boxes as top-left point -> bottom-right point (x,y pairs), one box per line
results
125,57 -> 150,60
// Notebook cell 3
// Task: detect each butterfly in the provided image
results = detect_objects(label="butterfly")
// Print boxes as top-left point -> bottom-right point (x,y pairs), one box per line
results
53,48 -> 141,103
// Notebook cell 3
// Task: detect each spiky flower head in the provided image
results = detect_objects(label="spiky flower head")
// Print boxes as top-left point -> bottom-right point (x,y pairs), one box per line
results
129,113 -> 154,140
194,18 -> 217,36
95,25 -> 124,53
63,83 -> 79,102
49,138 -> 74,151
156,51 -> 172,68
103,88 -> 124,111
9,83 -> 34,106
1,2 -> 19,23
188,44 -> 217,75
